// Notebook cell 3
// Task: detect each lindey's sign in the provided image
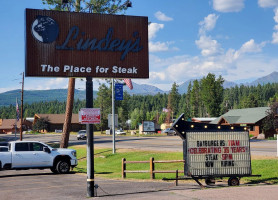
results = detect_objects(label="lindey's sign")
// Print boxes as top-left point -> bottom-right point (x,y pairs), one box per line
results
25,9 -> 149,78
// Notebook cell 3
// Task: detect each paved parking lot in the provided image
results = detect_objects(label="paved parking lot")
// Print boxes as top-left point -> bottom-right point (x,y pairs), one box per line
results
1,169 -> 278,200
0,169 -> 198,200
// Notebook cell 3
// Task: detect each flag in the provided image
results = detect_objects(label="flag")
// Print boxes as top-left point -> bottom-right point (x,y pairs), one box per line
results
16,98 -> 19,121
124,79 -> 133,90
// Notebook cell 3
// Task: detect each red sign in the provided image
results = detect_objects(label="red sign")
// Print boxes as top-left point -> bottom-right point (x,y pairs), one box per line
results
79,108 -> 101,124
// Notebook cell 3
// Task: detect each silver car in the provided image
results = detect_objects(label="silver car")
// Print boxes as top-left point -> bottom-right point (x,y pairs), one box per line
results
77,130 -> 87,140
162,128 -> 176,136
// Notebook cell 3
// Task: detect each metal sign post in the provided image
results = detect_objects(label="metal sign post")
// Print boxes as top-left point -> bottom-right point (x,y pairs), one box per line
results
86,77 -> 94,197
112,79 -> 116,154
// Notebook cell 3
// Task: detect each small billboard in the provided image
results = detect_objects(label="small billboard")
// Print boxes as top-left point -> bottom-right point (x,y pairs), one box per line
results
143,121 -> 155,132
79,108 -> 101,124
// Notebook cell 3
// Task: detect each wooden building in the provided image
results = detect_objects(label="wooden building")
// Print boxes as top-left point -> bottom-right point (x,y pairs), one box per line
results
33,114 -> 85,133
0,119 -> 32,134
210,107 -> 270,137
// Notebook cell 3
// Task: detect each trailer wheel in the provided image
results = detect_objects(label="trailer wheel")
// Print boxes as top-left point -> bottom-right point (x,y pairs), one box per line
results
205,178 -> 215,185
228,177 -> 239,186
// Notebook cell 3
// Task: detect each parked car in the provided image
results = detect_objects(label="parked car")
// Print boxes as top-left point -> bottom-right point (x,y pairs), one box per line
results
77,130 -> 87,140
162,128 -> 176,136
116,129 -> 126,135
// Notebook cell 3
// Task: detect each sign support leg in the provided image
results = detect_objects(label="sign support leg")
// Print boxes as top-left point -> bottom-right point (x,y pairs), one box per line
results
112,78 -> 116,154
86,77 -> 95,197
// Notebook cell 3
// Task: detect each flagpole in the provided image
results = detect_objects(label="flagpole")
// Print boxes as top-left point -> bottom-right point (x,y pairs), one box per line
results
20,72 -> 24,141
15,97 -> 18,141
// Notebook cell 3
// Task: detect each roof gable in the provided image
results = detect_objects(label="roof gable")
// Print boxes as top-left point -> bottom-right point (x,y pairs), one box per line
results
35,114 -> 80,124
211,107 -> 269,124
0,119 -> 22,129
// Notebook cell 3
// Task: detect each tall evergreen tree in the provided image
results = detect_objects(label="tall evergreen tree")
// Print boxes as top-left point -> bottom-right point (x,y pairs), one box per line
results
190,80 -> 201,117
200,73 -> 224,117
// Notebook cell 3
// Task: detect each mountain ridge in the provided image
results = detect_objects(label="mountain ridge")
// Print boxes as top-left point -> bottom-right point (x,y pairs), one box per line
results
0,71 -> 277,106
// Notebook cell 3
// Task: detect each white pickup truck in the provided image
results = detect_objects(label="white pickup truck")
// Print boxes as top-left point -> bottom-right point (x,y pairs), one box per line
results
0,141 -> 77,174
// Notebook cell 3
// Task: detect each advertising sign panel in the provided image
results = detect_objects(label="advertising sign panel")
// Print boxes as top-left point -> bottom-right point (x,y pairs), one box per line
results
25,9 -> 149,78
143,121 -> 155,132
79,108 -> 101,124
186,131 -> 251,176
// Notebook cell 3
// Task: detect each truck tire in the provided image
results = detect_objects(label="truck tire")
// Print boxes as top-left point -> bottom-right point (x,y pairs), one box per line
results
228,177 -> 239,186
0,161 -> 2,171
56,160 -> 70,174
50,166 -> 58,174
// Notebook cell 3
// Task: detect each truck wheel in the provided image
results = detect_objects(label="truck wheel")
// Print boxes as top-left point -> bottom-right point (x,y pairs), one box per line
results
56,160 -> 70,174
50,166 -> 58,174
228,177 -> 239,186
205,178 -> 215,185
0,161 -> 2,171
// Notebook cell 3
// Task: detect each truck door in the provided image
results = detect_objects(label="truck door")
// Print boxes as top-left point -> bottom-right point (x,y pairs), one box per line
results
12,142 -> 34,168
30,142 -> 52,167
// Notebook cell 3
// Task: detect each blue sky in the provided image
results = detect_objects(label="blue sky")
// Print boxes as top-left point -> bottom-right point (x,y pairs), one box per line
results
1,0 -> 278,93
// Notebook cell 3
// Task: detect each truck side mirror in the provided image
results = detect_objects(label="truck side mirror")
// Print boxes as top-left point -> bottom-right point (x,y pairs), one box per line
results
43,147 -> 51,153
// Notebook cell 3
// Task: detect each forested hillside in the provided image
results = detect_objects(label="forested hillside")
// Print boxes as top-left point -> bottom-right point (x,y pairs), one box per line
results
1,73 -> 278,131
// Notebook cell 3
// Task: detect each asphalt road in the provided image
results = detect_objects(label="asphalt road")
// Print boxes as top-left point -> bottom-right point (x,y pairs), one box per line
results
1,133 -> 277,156
1,134 -> 278,199
1,169 -> 278,200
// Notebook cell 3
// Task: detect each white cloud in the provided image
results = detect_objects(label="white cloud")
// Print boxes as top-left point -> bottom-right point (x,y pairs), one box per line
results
258,0 -> 278,8
148,22 -> 178,52
149,41 -> 169,52
195,35 -> 223,56
149,41 -> 178,52
148,23 -> 164,40
149,71 -> 166,81
196,14 -> 222,56
272,32 -> 278,43
213,0 -> 245,12
239,39 -> 266,53
154,11 -> 173,21
199,14 -> 219,34
271,8 -> 278,43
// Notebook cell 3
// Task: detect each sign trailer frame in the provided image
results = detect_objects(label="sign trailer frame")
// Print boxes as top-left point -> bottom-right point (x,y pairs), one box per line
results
166,113 -> 261,187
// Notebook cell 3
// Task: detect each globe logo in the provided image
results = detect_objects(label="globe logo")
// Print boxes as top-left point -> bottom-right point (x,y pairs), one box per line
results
31,15 -> 59,43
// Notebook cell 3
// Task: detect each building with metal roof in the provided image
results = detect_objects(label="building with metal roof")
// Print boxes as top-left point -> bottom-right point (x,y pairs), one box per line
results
210,107 -> 270,137
34,114 -> 85,133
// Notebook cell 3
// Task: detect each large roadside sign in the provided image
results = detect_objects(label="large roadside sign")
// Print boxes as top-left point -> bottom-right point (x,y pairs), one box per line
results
186,131 -> 251,176
172,114 -> 252,177
79,108 -> 101,124
25,9 -> 149,78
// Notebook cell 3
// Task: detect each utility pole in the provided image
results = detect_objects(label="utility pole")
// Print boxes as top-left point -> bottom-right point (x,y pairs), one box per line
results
20,72 -> 24,141
86,77 -> 94,197
60,0 -> 79,148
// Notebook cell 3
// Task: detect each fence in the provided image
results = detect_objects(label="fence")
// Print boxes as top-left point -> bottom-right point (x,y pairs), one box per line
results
122,157 -> 185,179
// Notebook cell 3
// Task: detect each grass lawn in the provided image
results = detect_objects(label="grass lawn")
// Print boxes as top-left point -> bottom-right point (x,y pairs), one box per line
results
71,145 -> 278,184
